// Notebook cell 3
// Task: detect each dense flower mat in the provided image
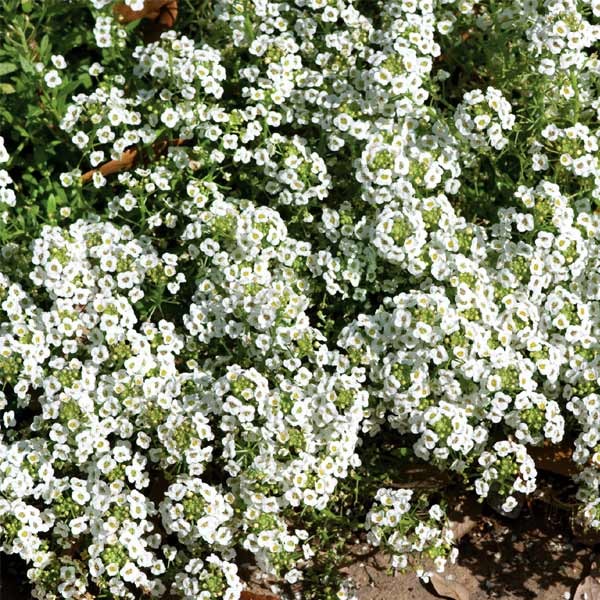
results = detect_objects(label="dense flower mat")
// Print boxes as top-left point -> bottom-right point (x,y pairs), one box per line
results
1,0 -> 600,598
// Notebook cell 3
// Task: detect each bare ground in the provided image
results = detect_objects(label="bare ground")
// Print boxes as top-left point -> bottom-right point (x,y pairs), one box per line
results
344,501 -> 593,600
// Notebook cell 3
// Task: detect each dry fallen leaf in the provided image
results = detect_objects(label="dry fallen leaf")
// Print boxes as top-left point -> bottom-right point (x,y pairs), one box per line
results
429,573 -> 470,600
114,0 -> 178,41
574,573 -> 600,600
240,592 -> 280,600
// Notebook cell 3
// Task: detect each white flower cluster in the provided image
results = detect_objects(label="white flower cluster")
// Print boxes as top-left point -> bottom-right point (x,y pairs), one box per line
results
159,479 -> 234,547
0,136 -> 15,208
575,467 -> 600,530
182,197 -> 314,356
365,488 -> 456,574
261,134 -> 331,206
475,441 -> 537,513
169,554 -> 243,600
60,30 -> 225,185
338,176 -> 600,506
532,123 -> 600,195
454,87 -> 515,151
87,0 -> 148,48
527,0 -> 600,68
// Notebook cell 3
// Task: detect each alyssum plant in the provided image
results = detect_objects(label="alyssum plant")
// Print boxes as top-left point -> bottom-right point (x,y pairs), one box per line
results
1,0 -> 600,598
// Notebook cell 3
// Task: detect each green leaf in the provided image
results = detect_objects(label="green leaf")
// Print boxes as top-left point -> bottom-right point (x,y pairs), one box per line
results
39,34 -> 50,61
0,107 -> 14,124
0,83 -> 15,94
26,204 -> 38,220
55,186 -> 68,205
26,104 -> 42,119
125,18 -> 143,32
77,72 -> 92,90
0,63 -> 17,77
18,55 -> 34,75
22,173 -> 38,186
46,194 -> 56,216
14,124 -> 31,139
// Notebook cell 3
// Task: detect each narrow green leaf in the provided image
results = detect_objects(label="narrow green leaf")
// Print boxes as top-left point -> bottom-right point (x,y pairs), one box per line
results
0,63 -> 17,77
46,194 -> 56,216
39,34 -> 50,61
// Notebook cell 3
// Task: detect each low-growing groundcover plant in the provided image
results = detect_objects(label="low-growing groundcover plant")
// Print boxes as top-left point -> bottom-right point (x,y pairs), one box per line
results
1,0 -> 600,598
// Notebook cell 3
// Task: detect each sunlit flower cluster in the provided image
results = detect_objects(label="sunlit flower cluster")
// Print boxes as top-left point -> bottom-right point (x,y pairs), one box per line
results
365,488 -> 456,575
0,136 -> 15,209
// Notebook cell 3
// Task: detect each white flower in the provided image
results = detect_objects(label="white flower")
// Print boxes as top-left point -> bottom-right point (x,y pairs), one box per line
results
71,131 -> 89,149
88,62 -> 104,76
44,69 -> 62,88
0,136 -> 9,163
501,495 -> 518,513
51,54 -> 67,69
161,108 -> 180,128
125,0 -> 145,9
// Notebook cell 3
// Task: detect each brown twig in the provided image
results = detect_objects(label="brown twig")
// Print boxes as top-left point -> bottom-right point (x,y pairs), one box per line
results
80,138 -> 186,184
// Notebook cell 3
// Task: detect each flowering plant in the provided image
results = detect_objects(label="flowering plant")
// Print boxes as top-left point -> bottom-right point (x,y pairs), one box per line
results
2,0 -> 600,598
